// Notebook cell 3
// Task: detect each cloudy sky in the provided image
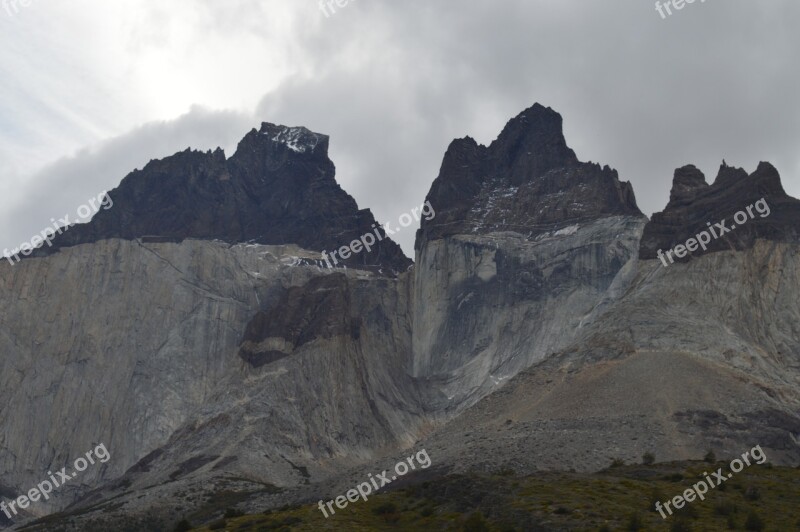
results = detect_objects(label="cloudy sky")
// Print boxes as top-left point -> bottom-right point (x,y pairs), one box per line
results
1,0 -> 798,255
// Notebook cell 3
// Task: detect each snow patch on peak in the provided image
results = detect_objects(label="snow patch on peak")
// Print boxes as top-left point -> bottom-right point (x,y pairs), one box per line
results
265,126 -> 322,153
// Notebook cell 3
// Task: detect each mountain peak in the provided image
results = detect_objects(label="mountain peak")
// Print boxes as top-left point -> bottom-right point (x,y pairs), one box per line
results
490,104 -> 578,179
417,104 -> 641,245
669,165 -> 708,205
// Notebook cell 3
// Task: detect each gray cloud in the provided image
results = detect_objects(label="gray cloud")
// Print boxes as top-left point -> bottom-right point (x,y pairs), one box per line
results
257,0 -> 800,252
0,107 -> 251,255
3,0 -> 799,256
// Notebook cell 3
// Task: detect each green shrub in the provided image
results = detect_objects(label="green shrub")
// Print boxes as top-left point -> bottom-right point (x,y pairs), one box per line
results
208,519 -> 226,531
463,511 -> 490,532
675,501 -> 699,519
744,511 -> 764,531
173,519 -> 192,532
649,488 -> 666,512
610,458 -> 625,468
372,502 -> 398,515
370,501 -> 401,524
704,450 -> 717,463
714,501 -> 739,516
627,512 -> 643,531
744,486 -> 761,501
642,452 -> 655,465
225,508 -> 244,518
671,519 -> 693,532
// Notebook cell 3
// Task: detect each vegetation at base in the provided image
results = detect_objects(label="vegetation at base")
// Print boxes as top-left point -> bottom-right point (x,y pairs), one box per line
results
181,461 -> 799,531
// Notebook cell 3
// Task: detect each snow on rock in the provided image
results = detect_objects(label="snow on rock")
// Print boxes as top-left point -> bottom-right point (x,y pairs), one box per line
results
266,126 -> 321,153
554,224 -> 579,236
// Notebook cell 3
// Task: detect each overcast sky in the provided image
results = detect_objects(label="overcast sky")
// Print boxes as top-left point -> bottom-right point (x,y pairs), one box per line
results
1,0 -> 798,256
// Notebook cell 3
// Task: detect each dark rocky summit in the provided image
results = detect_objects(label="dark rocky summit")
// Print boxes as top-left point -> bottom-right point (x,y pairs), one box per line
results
34,123 -> 411,274
416,103 -> 641,247
640,161 -> 800,261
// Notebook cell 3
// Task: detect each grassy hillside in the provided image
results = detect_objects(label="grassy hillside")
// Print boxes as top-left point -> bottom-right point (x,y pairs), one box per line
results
183,460 -> 800,531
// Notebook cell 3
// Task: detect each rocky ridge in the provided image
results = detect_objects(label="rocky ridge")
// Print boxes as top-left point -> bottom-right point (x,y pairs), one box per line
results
30,123 -> 411,274
639,161 -> 800,260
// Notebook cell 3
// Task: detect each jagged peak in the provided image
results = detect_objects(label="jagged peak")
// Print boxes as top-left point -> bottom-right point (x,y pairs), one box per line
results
418,103 -> 642,245
489,103 -> 578,172
712,160 -> 748,188
669,165 -> 708,205
641,160 -> 800,260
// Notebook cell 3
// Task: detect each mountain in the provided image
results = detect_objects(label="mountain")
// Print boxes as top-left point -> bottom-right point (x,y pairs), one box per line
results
640,161 -> 800,261
417,103 -> 640,245
1,105 -> 798,531
30,123 -> 411,274
412,103 -> 646,410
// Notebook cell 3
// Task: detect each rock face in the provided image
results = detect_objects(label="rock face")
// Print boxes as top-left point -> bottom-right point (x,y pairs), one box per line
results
32,123 -> 411,274
411,155 -> 800,478
640,161 -> 800,261
239,273 -> 367,368
0,239 -> 423,524
2,104 -> 800,531
416,239 -> 800,476
0,239 -> 293,515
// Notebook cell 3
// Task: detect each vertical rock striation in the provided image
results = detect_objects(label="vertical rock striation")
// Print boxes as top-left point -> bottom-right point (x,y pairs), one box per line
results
412,103 -> 646,411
